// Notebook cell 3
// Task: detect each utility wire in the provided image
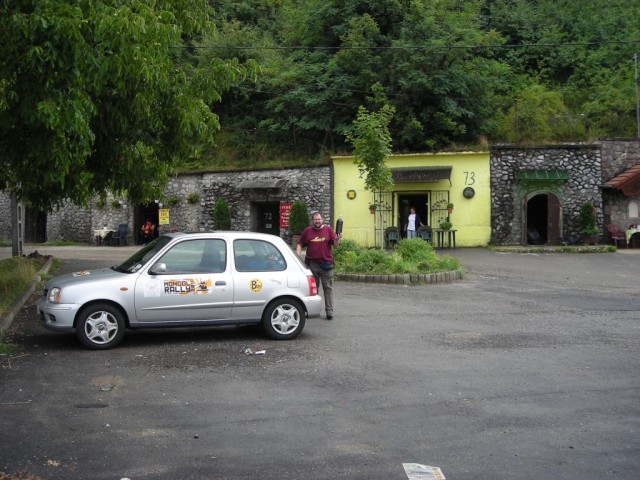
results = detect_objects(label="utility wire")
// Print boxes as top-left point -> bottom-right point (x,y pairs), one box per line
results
177,40 -> 640,50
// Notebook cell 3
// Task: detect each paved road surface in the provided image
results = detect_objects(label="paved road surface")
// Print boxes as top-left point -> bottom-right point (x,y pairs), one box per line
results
0,246 -> 638,480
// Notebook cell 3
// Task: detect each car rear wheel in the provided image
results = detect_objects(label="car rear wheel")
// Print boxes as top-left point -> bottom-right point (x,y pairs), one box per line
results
262,298 -> 305,340
76,303 -> 125,350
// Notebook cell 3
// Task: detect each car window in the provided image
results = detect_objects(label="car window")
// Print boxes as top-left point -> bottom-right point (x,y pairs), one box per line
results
157,239 -> 226,274
117,236 -> 173,273
234,239 -> 286,272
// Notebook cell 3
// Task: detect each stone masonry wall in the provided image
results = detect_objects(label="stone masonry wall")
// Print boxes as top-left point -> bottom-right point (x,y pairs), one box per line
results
490,144 -> 602,245
157,166 -> 332,237
199,166 -> 332,237
598,139 -> 640,229
0,166 -> 332,244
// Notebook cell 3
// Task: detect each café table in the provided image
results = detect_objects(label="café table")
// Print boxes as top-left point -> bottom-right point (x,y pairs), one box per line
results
94,228 -> 113,246
432,228 -> 457,249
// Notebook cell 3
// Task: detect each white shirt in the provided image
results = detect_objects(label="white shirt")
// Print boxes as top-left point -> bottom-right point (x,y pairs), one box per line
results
407,214 -> 417,231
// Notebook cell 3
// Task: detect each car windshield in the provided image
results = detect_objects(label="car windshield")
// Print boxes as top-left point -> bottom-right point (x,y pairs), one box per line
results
114,236 -> 173,273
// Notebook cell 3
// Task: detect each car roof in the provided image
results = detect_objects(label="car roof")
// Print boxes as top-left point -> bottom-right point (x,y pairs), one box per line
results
163,231 -> 285,241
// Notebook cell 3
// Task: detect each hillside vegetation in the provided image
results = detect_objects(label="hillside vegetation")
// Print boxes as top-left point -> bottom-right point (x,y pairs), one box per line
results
198,0 -> 639,170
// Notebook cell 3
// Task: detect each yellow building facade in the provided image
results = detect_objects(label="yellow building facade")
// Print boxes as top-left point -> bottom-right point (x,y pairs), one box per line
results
332,152 -> 491,247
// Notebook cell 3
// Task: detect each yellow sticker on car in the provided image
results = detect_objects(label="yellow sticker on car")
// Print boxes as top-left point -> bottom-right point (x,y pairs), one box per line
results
250,279 -> 263,293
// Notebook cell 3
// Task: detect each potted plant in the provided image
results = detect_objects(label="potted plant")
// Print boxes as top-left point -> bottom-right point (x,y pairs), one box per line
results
439,220 -> 452,230
447,202 -> 454,214
289,200 -> 309,245
368,203 -> 378,214
578,201 -> 599,245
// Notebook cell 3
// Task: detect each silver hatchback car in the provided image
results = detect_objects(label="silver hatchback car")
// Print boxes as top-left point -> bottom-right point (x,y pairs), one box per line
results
37,232 -> 323,349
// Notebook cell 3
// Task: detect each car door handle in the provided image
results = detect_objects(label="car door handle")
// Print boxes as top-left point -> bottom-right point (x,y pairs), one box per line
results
215,281 -> 226,286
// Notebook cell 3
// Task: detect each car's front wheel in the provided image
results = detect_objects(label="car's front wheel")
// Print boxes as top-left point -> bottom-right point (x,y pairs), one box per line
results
262,298 -> 305,340
76,303 -> 125,350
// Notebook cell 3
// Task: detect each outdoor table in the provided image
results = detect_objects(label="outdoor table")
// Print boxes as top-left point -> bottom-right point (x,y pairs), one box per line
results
433,228 -> 457,249
94,228 -> 113,246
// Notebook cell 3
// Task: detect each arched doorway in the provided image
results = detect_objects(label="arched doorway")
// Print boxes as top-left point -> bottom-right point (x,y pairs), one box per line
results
524,193 -> 562,245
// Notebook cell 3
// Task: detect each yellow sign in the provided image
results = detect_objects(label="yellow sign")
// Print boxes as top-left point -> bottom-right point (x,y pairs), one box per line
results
159,209 -> 170,225
250,279 -> 263,293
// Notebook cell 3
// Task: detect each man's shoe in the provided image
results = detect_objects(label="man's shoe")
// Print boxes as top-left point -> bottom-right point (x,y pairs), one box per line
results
326,314 -> 333,320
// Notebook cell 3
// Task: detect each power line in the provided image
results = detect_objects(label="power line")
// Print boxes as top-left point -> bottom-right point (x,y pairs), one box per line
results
177,40 -> 640,50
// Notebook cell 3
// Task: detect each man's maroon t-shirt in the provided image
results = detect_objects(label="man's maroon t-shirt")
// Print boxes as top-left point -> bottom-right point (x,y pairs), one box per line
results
299,225 -> 337,263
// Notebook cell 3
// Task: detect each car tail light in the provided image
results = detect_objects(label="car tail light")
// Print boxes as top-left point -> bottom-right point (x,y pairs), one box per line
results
307,275 -> 317,296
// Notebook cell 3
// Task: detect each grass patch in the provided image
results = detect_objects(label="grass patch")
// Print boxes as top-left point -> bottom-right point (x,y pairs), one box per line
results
41,258 -> 63,281
0,256 -> 48,317
334,238 -> 460,275
0,255 -> 52,355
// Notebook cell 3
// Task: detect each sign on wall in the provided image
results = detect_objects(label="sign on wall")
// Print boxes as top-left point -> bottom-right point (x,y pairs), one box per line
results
279,202 -> 292,228
159,208 -> 170,225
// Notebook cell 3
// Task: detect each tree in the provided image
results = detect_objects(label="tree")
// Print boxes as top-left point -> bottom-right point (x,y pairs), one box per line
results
0,0 -> 255,210
346,102 -> 395,249
212,197 -> 232,230
346,104 -> 395,192
496,83 -> 586,143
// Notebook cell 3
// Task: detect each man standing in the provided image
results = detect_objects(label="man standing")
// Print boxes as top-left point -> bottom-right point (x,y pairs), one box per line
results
296,211 -> 341,320
404,207 -> 423,239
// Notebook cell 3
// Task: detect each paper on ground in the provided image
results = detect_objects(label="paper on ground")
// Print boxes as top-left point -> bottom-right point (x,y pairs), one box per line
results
403,463 -> 445,480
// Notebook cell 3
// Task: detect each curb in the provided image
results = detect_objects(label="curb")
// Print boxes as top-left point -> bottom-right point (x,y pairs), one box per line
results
0,256 -> 54,334
336,268 -> 463,285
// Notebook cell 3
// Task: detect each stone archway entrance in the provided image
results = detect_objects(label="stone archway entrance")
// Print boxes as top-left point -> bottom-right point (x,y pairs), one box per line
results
523,192 -> 562,245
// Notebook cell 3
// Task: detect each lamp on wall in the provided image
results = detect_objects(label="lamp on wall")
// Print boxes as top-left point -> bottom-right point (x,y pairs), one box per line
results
463,187 -> 475,199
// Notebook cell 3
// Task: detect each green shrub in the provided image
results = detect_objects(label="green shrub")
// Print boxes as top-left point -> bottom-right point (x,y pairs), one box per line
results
334,238 -> 363,258
334,237 -> 459,274
578,201 -> 598,234
395,238 -> 437,263
212,197 -> 231,230
289,200 -> 309,234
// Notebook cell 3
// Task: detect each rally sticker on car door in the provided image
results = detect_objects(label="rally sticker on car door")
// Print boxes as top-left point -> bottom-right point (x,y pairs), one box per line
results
164,278 -> 213,295
141,278 -> 214,296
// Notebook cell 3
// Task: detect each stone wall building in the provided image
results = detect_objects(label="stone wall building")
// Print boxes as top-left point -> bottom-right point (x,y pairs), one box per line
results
489,139 -> 640,246
600,140 -> 640,230
1,166 -> 332,245
490,144 -> 603,245
3,140 -> 640,247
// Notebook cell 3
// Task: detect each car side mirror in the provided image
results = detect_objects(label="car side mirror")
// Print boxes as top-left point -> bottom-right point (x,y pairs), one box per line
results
149,263 -> 167,275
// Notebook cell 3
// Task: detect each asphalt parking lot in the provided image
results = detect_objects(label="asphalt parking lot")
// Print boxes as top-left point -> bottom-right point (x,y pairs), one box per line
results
1,245 -> 639,480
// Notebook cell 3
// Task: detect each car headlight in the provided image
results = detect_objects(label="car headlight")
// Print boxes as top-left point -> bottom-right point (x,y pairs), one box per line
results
48,287 -> 61,303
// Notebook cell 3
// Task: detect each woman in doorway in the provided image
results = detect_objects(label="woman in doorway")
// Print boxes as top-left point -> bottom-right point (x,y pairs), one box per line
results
404,207 -> 424,239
